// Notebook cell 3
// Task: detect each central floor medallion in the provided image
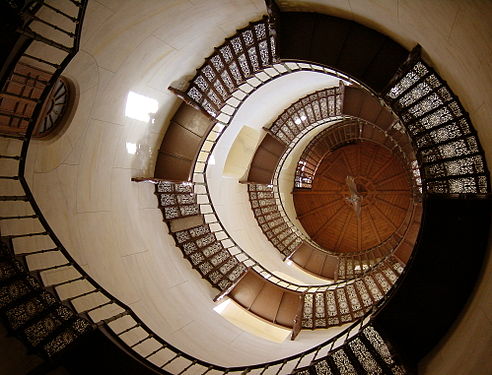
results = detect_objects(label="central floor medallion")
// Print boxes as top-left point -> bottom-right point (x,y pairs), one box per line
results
293,142 -> 412,253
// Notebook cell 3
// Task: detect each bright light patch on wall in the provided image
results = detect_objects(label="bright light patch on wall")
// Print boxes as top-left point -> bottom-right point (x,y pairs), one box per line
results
213,298 -> 231,314
213,298 -> 290,342
125,91 -> 158,122
126,142 -> 137,155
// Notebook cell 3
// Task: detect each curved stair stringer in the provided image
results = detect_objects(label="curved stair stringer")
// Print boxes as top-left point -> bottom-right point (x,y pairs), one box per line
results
292,325 -> 407,375
247,88 -> 420,273
0,3 -> 430,375
272,8 -> 409,94
265,7 -> 491,370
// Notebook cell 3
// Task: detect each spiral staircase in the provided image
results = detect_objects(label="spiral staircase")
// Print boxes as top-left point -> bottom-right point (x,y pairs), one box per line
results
0,1 -> 491,374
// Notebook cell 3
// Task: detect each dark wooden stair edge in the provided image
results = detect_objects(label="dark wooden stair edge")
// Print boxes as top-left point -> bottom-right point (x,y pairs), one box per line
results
271,8 -> 410,94
372,196 -> 492,367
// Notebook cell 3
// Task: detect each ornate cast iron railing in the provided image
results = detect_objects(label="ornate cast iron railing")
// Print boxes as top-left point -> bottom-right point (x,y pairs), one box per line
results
268,87 -> 343,146
0,23 -> 396,372
0,0 -> 96,358
2,4 -> 487,374
383,46 -> 490,195
182,17 -> 277,118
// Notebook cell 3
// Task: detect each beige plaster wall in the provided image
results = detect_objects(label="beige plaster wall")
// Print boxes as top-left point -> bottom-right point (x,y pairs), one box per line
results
276,1 -> 492,373
17,0 -> 492,371
23,0 -> 348,367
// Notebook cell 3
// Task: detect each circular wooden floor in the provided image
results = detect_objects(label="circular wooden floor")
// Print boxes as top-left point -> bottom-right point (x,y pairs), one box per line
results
293,142 -> 412,253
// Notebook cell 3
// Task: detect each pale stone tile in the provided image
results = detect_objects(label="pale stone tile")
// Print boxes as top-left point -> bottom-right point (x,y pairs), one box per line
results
0,138 -> 23,157
119,326 -> 149,346
41,266 -> 82,287
162,356 -> 192,375
88,302 -> 126,322
26,251 -> 68,271
107,314 -> 137,334
55,279 -> 95,301
0,179 -> 25,196
76,119 -> 119,212
0,158 -> 19,176
0,217 -> 44,236
12,234 -> 55,254
80,0 -> 115,47
133,336 -> 162,357
71,291 -> 109,312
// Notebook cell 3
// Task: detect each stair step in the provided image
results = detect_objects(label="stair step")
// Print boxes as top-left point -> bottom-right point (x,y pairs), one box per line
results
277,11 -> 408,92
23,313 -> 65,347
4,291 -> 57,330
300,263 -> 401,329
293,324 -> 407,374
0,259 -> 25,284
0,276 -> 43,310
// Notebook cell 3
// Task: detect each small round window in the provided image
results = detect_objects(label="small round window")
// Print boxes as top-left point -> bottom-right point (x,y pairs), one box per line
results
34,76 -> 76,139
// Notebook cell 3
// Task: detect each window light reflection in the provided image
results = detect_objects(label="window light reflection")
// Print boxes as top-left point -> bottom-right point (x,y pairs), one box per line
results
213,298 -> 290,343
213,298 -> 231,314
126,142 -> 137,155
125,91 -> 158,122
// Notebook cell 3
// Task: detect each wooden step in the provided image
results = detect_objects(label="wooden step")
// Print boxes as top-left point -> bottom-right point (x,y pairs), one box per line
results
289,241 -> 338,280
228,268 -> 302,329
276,12 -> 408,93
154,102 -> 215,182
246,134 -> 286,185
342,85 -> 395,131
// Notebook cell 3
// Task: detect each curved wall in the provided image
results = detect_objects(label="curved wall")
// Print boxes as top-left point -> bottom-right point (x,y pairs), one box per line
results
23,0 -> 347,367
274,1 -> 492,374
20,0 -> 492,373
208,70 -> 341,285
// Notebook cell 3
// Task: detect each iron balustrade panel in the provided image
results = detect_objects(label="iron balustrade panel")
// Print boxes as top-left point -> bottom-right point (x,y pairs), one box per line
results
185,17 -> 277,117
383,53 -> 490,195
269,87 -> 342,147
248,183 -> 302,258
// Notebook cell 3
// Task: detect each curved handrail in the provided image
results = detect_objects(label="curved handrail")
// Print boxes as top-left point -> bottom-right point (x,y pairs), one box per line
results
187,61 -> 417,294
3,5 -> 487,375
0,20 -> 399,372
292,120 -> 415,192
271,118 -> 419,258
